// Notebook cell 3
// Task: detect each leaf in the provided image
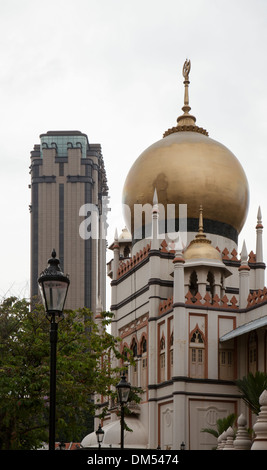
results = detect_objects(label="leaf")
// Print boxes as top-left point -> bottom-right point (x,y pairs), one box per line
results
200,428 -> 219,438
236,371 -> 267,415
201,413 -> 236,439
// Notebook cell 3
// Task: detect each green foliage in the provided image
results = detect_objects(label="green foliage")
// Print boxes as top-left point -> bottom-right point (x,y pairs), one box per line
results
201,371 -> 267,447
0,297 -> 137,449
201,413 -> 236,439
236,371 -> 267,415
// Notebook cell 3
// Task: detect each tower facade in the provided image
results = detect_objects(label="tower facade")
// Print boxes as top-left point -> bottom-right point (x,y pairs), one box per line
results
30,130 -> 108,312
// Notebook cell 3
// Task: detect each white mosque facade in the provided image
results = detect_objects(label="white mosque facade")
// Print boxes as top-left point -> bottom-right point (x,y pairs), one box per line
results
82,61 -> 267,450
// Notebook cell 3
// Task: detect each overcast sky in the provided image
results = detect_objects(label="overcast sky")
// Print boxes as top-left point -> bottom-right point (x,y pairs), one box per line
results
0,0 -> 267,303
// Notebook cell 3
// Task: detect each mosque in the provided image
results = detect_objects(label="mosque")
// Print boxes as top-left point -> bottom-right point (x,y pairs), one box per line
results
81,60 -> 267,450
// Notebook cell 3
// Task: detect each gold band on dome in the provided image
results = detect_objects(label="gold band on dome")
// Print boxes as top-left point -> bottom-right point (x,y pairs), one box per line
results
163,59 -> 209,138
163,125 -> 209,137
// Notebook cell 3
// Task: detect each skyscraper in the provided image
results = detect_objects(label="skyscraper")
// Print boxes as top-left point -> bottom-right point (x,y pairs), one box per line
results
30,130 -> 108,312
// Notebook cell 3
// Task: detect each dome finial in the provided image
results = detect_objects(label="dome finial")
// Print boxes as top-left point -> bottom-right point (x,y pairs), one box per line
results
176,59 -> 196,127
182,59 -> 191,108
198,204 -> 204,234
163,60 -> 208,137
195,204 -> 206,240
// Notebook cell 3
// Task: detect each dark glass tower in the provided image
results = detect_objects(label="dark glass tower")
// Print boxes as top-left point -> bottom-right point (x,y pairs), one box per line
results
30,130 -> 108,312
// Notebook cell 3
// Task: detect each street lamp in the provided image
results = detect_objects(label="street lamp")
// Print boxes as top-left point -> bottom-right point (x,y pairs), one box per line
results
38,249 -> 70,451
116,372 -> 131,449
95,423 -> 105,448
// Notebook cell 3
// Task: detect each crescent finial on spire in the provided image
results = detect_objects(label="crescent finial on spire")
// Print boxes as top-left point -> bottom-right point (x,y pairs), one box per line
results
182,59 -> 191,107
183,59 -> 191,81
163,59 -> 208,137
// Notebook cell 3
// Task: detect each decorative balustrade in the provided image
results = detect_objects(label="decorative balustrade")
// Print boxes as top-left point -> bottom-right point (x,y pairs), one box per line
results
247,287 -> 267,308
185,291 -> 238,309
158,291 -> 239,314
117,243 -> 151,279
158,296 -> 174,315
216,396 -> 267,451
158,288 -> 267,313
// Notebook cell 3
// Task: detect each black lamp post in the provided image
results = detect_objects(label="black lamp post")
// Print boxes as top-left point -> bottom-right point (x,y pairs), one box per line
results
95,423 -> 105,449
116,372 -> 131,449
38,249 -> 70,451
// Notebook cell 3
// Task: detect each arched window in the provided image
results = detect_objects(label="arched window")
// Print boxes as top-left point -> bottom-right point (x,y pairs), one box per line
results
130,338 -> 138,386
123,246 -> 130,258
189,271 -> 198,298
248,331 -> 257,374
159,334 -> 166,383
131,337 -> 138,358
189,328 -> 205,379
207,271 -> 215,299
140,336 -> 147,388
190,329 -> 204,344
141,337 -> 147,354
169,331 -> 174,379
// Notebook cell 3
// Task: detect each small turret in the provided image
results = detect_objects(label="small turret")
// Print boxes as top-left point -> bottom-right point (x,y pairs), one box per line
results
256,206 -> 263,263
151,188 -> 160,250
238,240 -> 250,309
255,206 -> 265,289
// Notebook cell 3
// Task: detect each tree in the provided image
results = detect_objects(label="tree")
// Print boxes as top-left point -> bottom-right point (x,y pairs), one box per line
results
236,371 -> 267,415
201,413 -> 236,441
0,297 -> 139,449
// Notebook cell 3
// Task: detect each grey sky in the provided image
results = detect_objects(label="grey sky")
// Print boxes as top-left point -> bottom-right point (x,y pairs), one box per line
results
0,0 -> 266,300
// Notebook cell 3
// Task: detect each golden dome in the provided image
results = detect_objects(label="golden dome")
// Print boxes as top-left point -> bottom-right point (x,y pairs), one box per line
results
184,206 -> 222,261
184,239 -> 221,260
122,61 -> 249,242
